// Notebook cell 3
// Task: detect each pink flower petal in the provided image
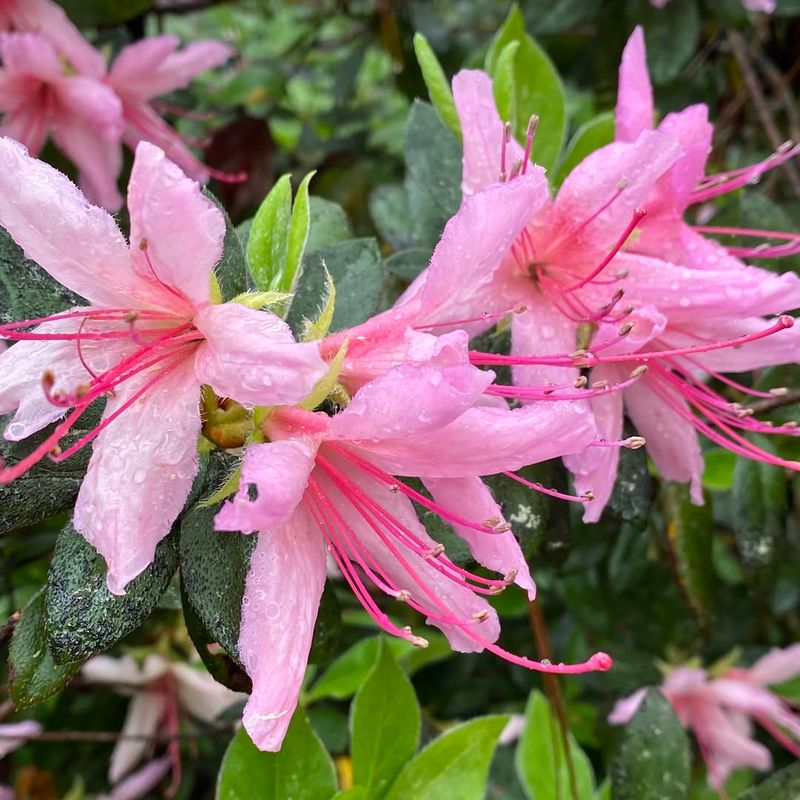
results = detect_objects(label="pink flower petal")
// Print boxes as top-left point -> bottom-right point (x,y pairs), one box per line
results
109,691 -> 167,783
748,644 -> 800,686
0,720 -> 42,758
0,31 -> 61,80
57,76 -> 124,140
624,376 -> 704,504
109,36 -> 181,93
127,141 -> 225,311
171,662 -> 245,723
82,654 -> 156,687
100,757 -> 171,800
74,357 -> 201,595
616,27 -> 653,143
239,505 -> 327,751
452,69 -> 526,195
608,687 -> 649,725
215,439 -> 318,535
0,137 -> 146,308
0,102 -> 49,154
423,476 -> 535,597
193,303 -> 328,407
144,40 -> 232,98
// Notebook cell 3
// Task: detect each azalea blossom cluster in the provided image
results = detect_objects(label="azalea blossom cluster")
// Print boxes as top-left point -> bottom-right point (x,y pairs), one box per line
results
0,0 -> 237,211
0,17 -> 799,773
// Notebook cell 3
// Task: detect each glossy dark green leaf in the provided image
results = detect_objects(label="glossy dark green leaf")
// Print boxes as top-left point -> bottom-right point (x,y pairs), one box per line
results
609,428 -> 653,529
385,715 -> 508,800
306,197 -> 353,254
351,639 -> 421,799
216,710 -> 336,800
370,185 -> 415,251
384,249 -> 431,282
57,0 -> 153,25
554,112 -> 615,186
611,690 -> 691,800
9,589 -> 81,710
207,191 -> 249,301
45,522 -> 178,664
741,763 -> 800,799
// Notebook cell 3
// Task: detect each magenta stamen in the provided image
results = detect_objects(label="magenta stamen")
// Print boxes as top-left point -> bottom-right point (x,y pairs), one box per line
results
502,471 -> 592,504
499,121 -> 511,182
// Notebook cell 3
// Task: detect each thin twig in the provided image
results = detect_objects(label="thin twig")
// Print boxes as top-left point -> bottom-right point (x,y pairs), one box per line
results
746,388 -> 800,414
728,30 -> 800,199
0,729 -> 231,743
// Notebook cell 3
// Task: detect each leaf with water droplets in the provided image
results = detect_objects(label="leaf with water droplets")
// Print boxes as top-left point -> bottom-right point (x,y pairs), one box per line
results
611,689 -> 691,800
205,190 -> 249,302
45,521 -> 179,664
9,588 -> 81,710
740,763 -> 800,799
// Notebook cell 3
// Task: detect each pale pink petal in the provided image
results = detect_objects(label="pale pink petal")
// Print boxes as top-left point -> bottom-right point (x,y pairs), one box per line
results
499,714 -> 526,745
193,303 -> 327,406
591,304 -> 667,356
317,463 -> 500,653
0,318 -> 134,441
171,663 -> 245,723
51,121 -> 123,212
635,223 -> 747,273
0,32 -> 61,80
215,439 -> 318,534
142,40 -> 232,98
510,290 -> 580,388
355,399 -> 596,479
552,131 -> 681,259
56,76 -> 124,140
127,141 -> 224,310
0,101 -> 49,154
109,36 -> 180,93
122,102 -> 209,182
564,362 -> 626,523
0,137 -> 148,308
748,644 -> 800,686
13,0 -> 105,76
624,376 -> 704,504
452,69 -> 526,195
608,687 -> 649,724
423,476 -> 535,597
239,504 -> 327,751
100,757 -> 171,800
74,357 -> 201,595
109,692 -> 167,783
0,70 -> 34,110
744,0 -> 775,11
330,331 -> 492,441
0,720 -> 42,758
82,654 -> 154,688
616,28 -> 653,143
663,665 -> 709,696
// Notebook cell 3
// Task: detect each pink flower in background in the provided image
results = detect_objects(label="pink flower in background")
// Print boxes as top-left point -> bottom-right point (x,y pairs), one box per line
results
0,138 -> 327,593
215,329 -> 609,751
0,0 -> 105,74
0,719 -> 42,759
0,32 -> 125,209
610,645 -> 800,791
106,35 -> 240,185
83,654 -> 245,794
649,0 -> 774,11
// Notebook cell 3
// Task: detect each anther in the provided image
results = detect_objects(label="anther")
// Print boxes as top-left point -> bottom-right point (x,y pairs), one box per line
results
623,436 -> 646,449
138,238 -> 149,250
425,544 -> 446,558
494,522 -> 512,533
583,491 -> 595,501
504,568 -> 519,583
41,370 -> 55,390
615,269 -> 629,279
402,626 -> 429,648
124,310 -> 140,323
592,379 -> 609,390
617,178 -> 629,191
514,303 -> 528,314
473,610 -> 491,623
483,517 -> 501,528
778,140 -> 795,154
618,322 -> 634,336
574,376 -> 588,389
631,365 -> 648,378
770,387 -> 789,396
396,589 -> 411,602
388,483 -> 399,493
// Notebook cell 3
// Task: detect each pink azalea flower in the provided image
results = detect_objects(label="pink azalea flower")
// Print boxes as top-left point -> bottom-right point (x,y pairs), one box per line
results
98,758 -> 172,800
610,645 -> 800,792
649,0 -> 774,11
0,31 -> 125,209
0,0 -> 105,75
0,137 -> 327,593
0,719 -> 42,759
105,35 -> 240,186
84,654 -> 245,792
215,328 -> 611,751
377,67 -> 800,520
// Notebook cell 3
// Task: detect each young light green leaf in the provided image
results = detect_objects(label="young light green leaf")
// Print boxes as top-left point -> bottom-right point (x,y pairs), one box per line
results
515,690 -> 595,800
385,715 -> 509,800
492,41 -> 520,132
285,170 -> 316,294
554,112 -> 615,186
485,5 -> 566,173
412,33 -> 461,140
205,190 -> 248,302
302,268 -> 336,341
247,174 -> 292,291
351,639 -> 421,799
216,710 -> 336,800
611,690 -> 691,800
10,589 -> 81,710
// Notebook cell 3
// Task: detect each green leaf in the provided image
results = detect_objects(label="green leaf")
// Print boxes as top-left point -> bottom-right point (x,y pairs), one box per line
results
247,175 -> 292,292
9,589 -> 81,710
351,639 -> 421,799
308,636 -> 387,701
385,715 -> 508,800
284,172 -> 315,294
486,6 -> 567,173
608,426 -> 653,529
384,249 -> 430,282
370,184 -> 415,251
741,763 -> 800,799
216,710 -> 337,800
57,0 -> 153,25
45,522 -> 179,664
412,33 -> 461,140
491,41 -> 520,131
703,449 -> 737,492
515,691 -> 595,800
0,403 -> 101,535
554,112 -> 615,186
306,197 -> 352,254
206,190 -> 249,302
611,690 -> 691,800
287,238 -> 383,335
732,444 -> 788,575
662,482 -> 715,623
333,791 -> 368,800
0,226 -> 80,323
404,101 -> 462,248
180,454 -> 257,660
